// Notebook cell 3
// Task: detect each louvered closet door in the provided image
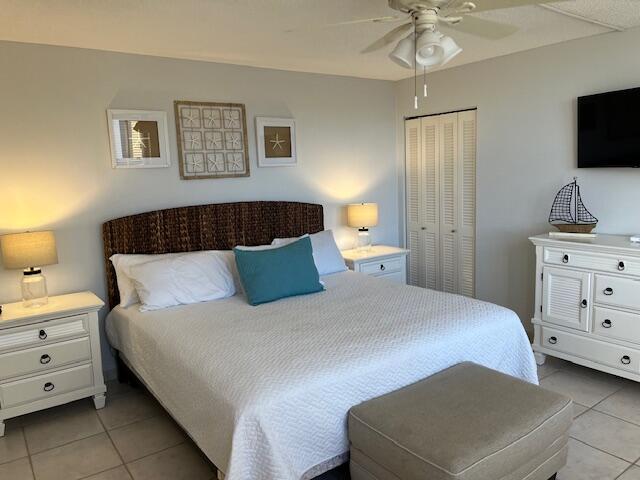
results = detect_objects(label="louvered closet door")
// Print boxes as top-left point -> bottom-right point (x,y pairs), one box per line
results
457,110 -> 476,297
405,118 -> 425,287
438,113 -> 458,294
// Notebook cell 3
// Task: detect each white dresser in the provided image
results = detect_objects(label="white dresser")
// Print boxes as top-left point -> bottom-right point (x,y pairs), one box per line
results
531,234 -> 640,382
0,292 -> 106,435
341,246 -> 409,284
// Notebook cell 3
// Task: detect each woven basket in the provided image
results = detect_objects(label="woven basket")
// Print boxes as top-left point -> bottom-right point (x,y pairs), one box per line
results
553,223 -> 597,234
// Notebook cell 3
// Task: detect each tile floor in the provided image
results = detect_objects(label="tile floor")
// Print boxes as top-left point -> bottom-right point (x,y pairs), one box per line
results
1,359 -> 640,480
0,381 -> 216,480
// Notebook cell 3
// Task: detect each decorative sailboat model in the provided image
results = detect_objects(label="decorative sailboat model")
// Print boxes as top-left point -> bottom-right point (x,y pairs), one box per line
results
549,177 -> 598,234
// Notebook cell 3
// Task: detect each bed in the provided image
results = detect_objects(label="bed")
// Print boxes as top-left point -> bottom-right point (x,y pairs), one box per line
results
102,201 -> 538,480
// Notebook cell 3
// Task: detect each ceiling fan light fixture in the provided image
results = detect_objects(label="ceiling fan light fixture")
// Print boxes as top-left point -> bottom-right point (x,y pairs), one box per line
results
389,33 -> 415,69
415,30 -> 443,67
440,35 -> 462,65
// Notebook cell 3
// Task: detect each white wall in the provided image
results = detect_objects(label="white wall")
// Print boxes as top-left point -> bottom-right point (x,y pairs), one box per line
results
395,27 -> 640,333
0,41 -> 398,372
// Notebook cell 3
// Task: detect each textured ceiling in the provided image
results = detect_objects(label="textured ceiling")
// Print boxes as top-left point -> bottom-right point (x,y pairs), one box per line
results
0,0 -> 638,80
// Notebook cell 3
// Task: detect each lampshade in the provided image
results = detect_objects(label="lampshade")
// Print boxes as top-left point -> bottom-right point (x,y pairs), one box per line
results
440,35 -> 462,66
415,30 -> 444,68
389,33 -> 415,69
1,231 -> 58,270
347,203 -> 379,228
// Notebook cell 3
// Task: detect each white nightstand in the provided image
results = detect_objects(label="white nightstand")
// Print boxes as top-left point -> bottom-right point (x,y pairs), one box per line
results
341,246 -> 409,284
0,292 -> 106,436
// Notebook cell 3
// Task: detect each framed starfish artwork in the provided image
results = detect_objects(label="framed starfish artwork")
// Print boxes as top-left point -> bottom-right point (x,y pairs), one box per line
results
256,117 -> 297,167
107,110 -> 171,168
174,100 -> 250,179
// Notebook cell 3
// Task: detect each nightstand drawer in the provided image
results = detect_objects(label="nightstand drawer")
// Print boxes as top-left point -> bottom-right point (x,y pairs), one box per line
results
0,337 -> 91,380
361,258 -> 402,276
0,364 -> 93,409
0,314 -> 88,353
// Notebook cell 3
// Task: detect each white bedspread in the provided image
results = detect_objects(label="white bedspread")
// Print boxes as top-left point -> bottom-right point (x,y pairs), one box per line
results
106,271 -> 537,480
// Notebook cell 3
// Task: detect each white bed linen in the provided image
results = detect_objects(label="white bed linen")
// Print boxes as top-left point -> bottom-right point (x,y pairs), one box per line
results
106,271 -> 537,480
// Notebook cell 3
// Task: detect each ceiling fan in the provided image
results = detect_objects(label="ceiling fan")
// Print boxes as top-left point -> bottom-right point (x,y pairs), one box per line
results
324,0 -> 558,71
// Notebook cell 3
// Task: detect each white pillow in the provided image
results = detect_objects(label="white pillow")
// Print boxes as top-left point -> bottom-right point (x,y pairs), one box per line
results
110,253 -> 181,307
128,251 -> 236,312
110,250 -> 240,307
272,230 -> 347,276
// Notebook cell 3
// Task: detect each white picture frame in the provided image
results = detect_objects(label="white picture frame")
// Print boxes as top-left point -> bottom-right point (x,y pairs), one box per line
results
107,109 -> 171,168
256,117 -> 297,167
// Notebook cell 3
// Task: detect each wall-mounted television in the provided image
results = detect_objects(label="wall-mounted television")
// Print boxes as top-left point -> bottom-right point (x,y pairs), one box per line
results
578,87 -> 640,168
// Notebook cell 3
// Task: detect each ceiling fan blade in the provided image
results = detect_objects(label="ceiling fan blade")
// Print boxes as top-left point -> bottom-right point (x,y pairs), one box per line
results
361,22 -> 413,54
285,15 -> 404,33
445,15 -> 518,39
447,0 -> 557,13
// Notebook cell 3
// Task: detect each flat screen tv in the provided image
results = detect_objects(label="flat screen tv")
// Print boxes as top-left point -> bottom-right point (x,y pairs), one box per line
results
578,87 -> 640,168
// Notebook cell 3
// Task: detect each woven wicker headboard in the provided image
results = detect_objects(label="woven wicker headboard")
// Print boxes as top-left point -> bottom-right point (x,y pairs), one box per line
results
102,201 -> 324,310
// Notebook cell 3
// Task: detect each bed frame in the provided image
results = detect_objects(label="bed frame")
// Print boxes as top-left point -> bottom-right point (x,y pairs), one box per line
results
101,200 -> 326,478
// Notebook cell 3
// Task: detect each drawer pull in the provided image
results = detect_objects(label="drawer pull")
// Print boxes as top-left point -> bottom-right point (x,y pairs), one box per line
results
621,355 -> 631,365
548,336 -> 558,345
603,287 -> 614,296
618,261 -> 626,271
601,319 -> 613,329
43,382 -> 55,392
581,299 -> 588,308
562,254 -> 569,264
380,264 -> 386,271
40,354 -> 52,364
38,329 -> 47,340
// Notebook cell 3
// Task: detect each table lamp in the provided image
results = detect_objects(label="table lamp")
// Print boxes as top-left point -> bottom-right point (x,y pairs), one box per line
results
347,203 -> 378,252
1,231 -> 58,307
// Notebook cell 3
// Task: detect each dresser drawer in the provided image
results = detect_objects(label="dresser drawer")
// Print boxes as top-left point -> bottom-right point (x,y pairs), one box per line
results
0,364 -> 93,409
0,314 -> 88,353
0,337 -> 91,380
542,326 -> 640,374
594,275 -> 640,311
360,258 -> 402,276
544,248 -> 640,276
593,307 -> 640,344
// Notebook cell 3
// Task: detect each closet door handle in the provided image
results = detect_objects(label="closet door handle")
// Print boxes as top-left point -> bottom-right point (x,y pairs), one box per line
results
601,319 -> 612,329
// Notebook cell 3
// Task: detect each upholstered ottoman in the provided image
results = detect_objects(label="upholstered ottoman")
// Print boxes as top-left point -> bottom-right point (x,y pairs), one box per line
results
348,362 -> 572,480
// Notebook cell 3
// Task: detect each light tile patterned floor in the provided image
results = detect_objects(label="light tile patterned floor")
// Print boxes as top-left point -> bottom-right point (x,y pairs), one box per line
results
539,357 -> 640,480
1,360 -> 640,480
0,381 -> 215,480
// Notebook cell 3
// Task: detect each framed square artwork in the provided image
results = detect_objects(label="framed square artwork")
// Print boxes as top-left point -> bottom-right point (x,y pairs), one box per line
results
256,117 -> 297,167
174,101 -> 250,179
107,110 -> 171,168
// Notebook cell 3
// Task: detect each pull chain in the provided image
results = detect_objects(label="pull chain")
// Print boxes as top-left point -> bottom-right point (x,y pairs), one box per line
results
414,29 -> 418,109
423,66 -> 428,97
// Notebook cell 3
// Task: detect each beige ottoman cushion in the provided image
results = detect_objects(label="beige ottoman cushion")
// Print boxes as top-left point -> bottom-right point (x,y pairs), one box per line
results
348,362 -> 572,480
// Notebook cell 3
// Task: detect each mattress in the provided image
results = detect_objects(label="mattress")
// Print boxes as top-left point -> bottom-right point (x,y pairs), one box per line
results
105,270 -> 537,480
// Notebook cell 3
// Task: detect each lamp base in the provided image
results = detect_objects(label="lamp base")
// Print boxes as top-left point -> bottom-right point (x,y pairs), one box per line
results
22,269 -> 49,308
357,229 -> 372,252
